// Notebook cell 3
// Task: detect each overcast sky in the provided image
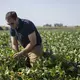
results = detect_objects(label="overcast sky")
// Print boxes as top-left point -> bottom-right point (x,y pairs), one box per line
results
0,0 -> 80,26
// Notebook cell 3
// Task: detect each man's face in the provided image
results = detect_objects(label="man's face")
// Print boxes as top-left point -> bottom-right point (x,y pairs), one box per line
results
6,18 -> 18,29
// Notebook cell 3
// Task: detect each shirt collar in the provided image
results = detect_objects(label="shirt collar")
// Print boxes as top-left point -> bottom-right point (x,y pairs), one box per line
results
16,18 -> 23,30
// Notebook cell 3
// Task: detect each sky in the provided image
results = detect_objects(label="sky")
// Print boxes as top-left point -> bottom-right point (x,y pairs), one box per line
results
0,0 -> 80,26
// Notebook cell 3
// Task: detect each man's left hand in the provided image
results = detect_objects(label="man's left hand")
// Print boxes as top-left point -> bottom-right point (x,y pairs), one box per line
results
13,52 -> 23,59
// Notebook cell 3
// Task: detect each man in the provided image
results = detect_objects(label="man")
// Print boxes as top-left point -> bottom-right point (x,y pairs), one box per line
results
5,11 -> 43,67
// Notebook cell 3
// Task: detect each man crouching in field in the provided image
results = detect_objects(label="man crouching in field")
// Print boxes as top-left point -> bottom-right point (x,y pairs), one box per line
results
5,11 -> 43,68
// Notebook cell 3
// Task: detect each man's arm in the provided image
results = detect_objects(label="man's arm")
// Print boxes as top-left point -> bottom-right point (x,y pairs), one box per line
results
11,36 -> 19,52
21,31 -> 37,55
14,31 -> 37,58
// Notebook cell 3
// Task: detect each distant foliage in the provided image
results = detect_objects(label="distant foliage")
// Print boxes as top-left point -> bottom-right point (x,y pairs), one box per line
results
0,26 -> 9,30
54,23 -> 63,27
43,24 -> 52,27
75,25 -> 80,28
0,26 -> 3,30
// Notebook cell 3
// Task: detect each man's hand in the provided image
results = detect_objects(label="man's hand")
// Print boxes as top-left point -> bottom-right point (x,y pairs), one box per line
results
13,52 -> 23,59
